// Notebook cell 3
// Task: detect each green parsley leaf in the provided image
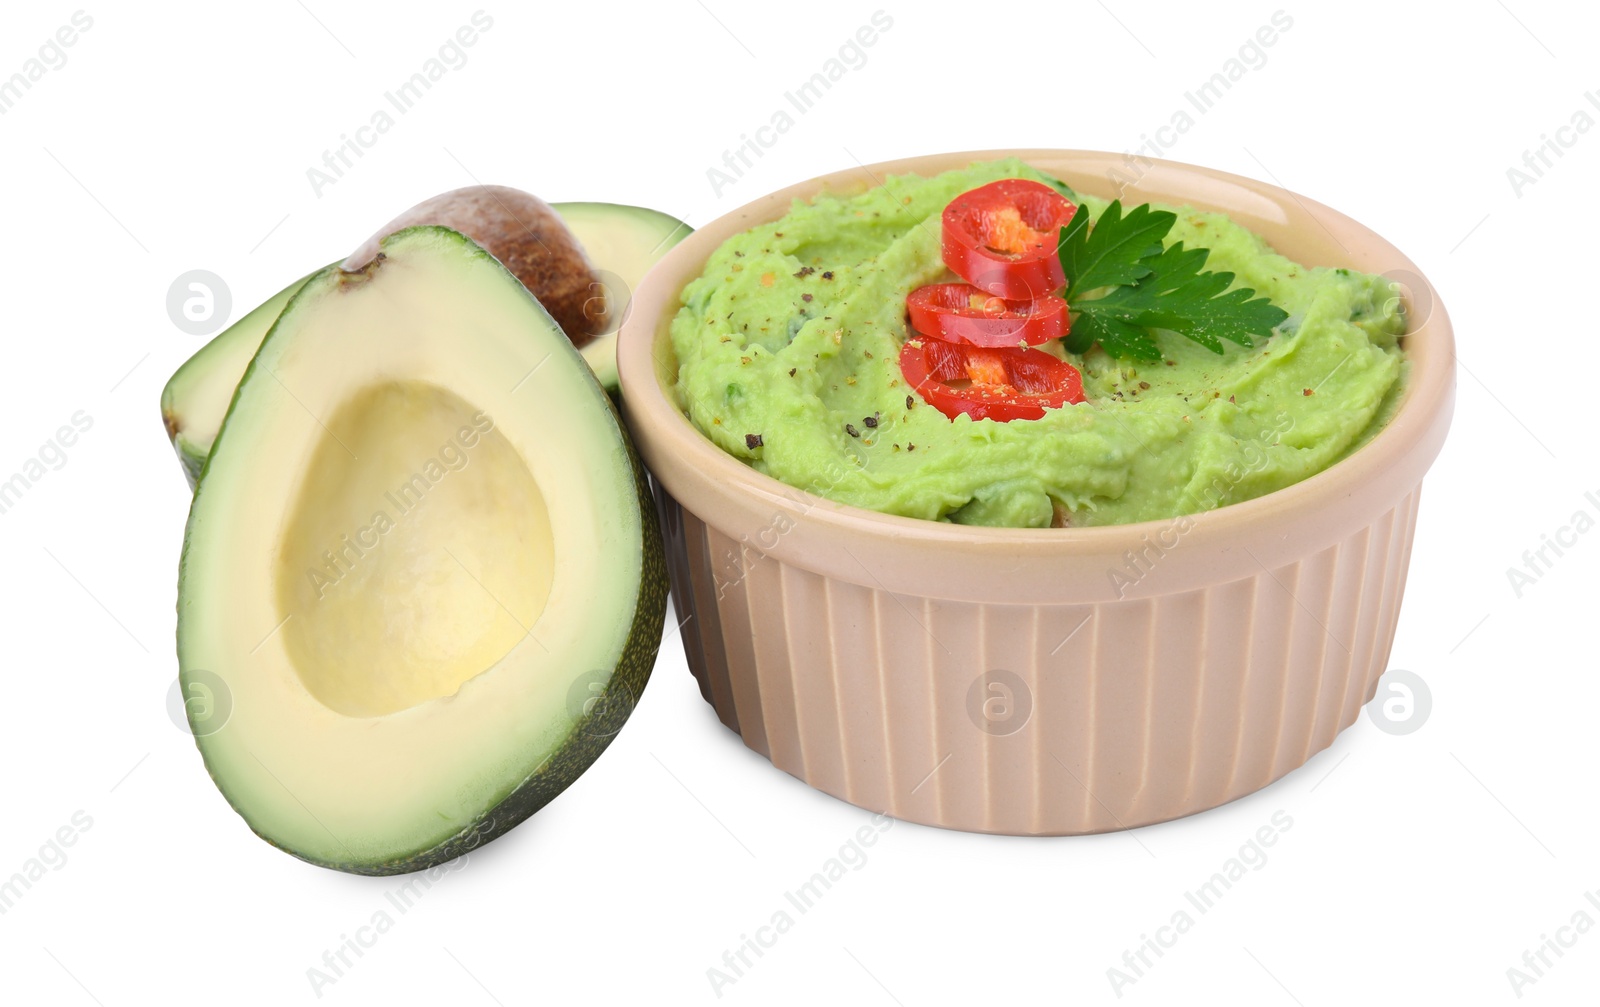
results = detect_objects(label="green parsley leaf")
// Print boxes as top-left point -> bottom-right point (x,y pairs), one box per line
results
1057,200 -> 1175,294
1066,310 -> 1161,362
1060,200 -> 1289,361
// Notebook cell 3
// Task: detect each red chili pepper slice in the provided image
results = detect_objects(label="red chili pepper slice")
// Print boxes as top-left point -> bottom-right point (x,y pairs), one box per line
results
899,335 -> 1086,422
905,282 -> 1069,348
941,179 -> 1076,299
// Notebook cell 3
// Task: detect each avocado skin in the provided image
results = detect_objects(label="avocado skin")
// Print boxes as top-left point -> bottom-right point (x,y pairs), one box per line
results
175,440 -> 207,489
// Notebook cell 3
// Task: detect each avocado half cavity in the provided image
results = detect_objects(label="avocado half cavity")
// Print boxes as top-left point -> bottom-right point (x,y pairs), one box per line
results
176,227 -> 667,874
160,198 -> 690,489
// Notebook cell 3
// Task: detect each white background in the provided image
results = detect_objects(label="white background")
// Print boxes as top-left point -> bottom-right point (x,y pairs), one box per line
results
1,1 -> 1595,1004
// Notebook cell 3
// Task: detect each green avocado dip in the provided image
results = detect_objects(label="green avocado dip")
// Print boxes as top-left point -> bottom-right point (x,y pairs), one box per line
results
669,159 -> 1406,528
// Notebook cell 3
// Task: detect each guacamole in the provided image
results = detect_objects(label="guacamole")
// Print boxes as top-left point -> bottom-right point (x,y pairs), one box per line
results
669,159 -> 1406,528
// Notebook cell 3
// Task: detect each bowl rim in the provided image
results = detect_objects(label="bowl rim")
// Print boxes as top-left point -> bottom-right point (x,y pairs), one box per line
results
617,148 -> 1455,561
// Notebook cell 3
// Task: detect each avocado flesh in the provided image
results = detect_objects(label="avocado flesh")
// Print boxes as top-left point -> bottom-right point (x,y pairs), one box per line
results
160,203 -> 691,490
178,227 -> 666,874
160,271 -> 319,486
559,202 -> 693,392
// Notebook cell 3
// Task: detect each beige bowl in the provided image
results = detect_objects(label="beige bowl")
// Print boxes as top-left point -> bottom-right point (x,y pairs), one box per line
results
618,149 -> 1454,835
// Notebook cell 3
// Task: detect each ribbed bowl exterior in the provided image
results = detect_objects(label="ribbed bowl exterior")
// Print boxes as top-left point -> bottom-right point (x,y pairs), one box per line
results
659,484 -> 1421,834
621,150 -> 1454,836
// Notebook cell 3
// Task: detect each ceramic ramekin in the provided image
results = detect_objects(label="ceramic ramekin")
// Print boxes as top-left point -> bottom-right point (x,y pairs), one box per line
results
618,150 -> 1454,835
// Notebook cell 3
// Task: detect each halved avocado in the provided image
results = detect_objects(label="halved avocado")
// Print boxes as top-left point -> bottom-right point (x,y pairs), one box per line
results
159,202 -> 690,490
557,202 -> 693,392
177,227 -> 666,875
160,271 -> 319,486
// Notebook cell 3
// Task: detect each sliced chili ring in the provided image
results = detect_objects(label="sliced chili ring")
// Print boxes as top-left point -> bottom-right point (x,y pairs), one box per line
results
899,335 -> 1086,422
905,282 -> 1069,348
941,179 -> 1076,299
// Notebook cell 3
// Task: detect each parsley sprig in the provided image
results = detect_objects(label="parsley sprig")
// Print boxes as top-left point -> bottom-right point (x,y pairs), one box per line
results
1059,200 -> 1288,361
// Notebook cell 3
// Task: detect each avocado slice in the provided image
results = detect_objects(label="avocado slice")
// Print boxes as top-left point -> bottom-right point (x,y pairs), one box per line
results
177,227 -> 666,875
160,270 -> 320,486
159,202 -> 691,490
556,202 -> 693,391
